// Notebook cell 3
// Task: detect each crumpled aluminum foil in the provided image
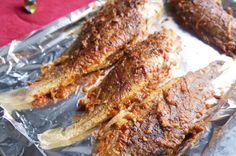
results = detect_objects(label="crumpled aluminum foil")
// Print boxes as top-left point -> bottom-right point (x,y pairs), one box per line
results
0,0 -> 235,156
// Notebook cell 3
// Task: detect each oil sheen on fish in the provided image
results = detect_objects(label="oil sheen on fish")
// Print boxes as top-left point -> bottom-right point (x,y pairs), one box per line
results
92,61 -> 224,156
168,0 -> 236,57
0,0 -> 163,112
37,29 -> 181,149
32,0 -> 162,101
32,0 -> 163,98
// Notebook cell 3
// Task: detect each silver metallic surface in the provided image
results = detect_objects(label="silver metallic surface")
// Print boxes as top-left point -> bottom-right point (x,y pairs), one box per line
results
0,0 -> 235,155
24,0 -> 37,14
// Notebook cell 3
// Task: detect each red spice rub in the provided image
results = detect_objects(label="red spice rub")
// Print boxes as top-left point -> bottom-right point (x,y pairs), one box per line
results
168,0 -> 236,57
37,29 -> 180,150
93,61 -> 224,156
78,29 -> 181,112
30,0 -> 163,105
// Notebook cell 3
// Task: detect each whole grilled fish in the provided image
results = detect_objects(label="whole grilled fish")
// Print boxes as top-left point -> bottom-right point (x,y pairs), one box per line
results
0,0 -> 163,112
38,29 -> 181,149
92,61 -> 224,156
168,0 -> 236,57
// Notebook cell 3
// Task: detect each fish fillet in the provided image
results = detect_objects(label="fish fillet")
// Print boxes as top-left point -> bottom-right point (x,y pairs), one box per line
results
168,0 -> 236,57
0,0 -> 163,112
92,61 -> 224,156
37,29 -> 181,149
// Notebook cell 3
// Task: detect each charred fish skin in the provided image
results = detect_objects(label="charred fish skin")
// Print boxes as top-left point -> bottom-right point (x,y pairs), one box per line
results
0,0 -> 163,112
38,29 -> 181,149
78,28 -> 181,112
30,0 -> 163,101
93,61 -> 224,156
168,0 -> 236,57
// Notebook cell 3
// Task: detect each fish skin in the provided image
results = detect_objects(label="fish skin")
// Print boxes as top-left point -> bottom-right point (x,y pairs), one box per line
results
38,29 -> 181,149
30,0 -> 163,101
92,61 -> 224,156
168,0 -> 236,57
0,0 -> 163,112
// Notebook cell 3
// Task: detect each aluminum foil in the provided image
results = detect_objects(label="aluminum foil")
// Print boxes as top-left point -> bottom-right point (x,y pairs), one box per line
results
0,0 -> 236,156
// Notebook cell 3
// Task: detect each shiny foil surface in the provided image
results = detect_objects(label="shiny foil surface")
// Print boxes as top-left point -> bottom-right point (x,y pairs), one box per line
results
0,0 -> 235,155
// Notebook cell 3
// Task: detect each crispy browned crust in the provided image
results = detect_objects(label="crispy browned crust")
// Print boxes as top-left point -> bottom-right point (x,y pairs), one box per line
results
168,0 -> 236,57
37,29 -> 181,150
78,29 -> 181,112
31,0 -> 157,104
93,61 -> 224,156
